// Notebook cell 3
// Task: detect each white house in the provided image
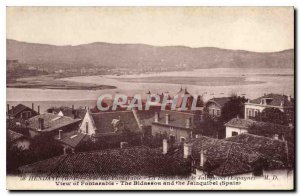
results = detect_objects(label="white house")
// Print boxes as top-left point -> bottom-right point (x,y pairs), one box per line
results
244,93 -> 294,120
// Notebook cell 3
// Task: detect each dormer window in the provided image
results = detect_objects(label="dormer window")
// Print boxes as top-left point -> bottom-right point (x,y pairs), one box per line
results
261,98 -> 273,105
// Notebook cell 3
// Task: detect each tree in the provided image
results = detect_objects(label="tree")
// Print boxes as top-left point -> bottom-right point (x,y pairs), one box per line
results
28,134 -> 64,162
200,107 -> 225,139
221,95 -> 247,122
253,107 -> 288,125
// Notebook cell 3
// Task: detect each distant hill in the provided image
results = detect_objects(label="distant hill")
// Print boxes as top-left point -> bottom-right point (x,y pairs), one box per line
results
7,39 -> 294,69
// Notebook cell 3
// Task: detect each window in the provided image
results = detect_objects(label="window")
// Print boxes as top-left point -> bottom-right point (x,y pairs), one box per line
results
216,110 -> 220,116
180,137 -> 185,143
232,131 -> 238,136
169,135 -> 175,144
85,122 -> 89,133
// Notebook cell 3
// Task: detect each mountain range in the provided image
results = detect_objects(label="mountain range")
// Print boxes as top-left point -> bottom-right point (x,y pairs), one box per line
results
7,39 -> 294,69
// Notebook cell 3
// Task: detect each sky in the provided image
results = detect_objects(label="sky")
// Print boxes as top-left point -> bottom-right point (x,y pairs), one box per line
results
6,7 -> 294,52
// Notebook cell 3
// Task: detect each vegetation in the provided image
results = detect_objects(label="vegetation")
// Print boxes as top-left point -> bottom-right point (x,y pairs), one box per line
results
199,95 -> 248,139
7,134 -> 63,174
252,107 -> 288,126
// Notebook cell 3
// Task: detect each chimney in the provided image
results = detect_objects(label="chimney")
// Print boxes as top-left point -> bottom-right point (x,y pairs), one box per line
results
163,139 -> 169,154
32,103 -> 34,111
183,143 -> 192,159
288,95 -> 292,102
72,105 -> 74,110
186,117 -> 191,128
58,130 -> 63,140
200,150 -> 207,167
236,114 -> 239,119
38,105 -> 40,114
165,114 -> 170,125
154,112 -> 159,123
120,142 -> 129,148
280,100 -> 284,107
38,118 -> 44,130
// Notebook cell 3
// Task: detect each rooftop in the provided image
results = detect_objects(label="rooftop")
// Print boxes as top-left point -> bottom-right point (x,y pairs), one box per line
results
206,97 -> 231,108
7,130 -> 26,143
187,136 -> 261,176
54,131 -> 88,148
225,118 -> 292,133
18,146 -> 190,178
90,111 -> 140,136
226,133 -> 293,169
248,93 -> 294,107
27,113 -> 81,132
153,110 -> 199,129
8,104 -> 38,117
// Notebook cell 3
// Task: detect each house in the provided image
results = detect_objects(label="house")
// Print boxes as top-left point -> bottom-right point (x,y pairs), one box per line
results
46,106 -> 86,119
7,130 -> 30,150
26,113 -> 82,138
183,134 -> 293,178
54,130 -> 89,154
7,103 -> 39,120
17,133 -> 293,179
174,87 -> 203,111
78,110 -> 142,141
244,93 -> 294,123
151,110 -> 202,143
224,117 -> 292,139
18,146 -> 190,177
205,97 -> 231,118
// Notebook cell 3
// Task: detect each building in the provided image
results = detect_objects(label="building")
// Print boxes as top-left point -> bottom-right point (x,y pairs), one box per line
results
205,97 -> 231,118
7,103 -> 39,120
47,106 -> 87,119
17,133 -> 293,179
54,130 -> 89,154
184,134 -> 293,178
174,87 -> 203,111
26,113 -> 82,138
78,110 -> 142,141
18,146 -> 190,177
244,93 -> 294,122
151,110 -> 202,143
224,117 -> 292,139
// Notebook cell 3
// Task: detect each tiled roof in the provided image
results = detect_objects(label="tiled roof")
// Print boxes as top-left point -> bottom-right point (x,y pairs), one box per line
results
91,111 -> 140,136
47,106 -> 87,119
55,131 -> 88,148
18,146 -> 191,177
226,133 -> 293,169
249,93 -> 294,107
187,136 -> 261,176
134,109 -> 158,126
225,118 -> 292,133
27,113 -> 81,132
206,97 -> 231,108
8,104 -> 37,117
7,130 -> 26,143
224,118 -> 255,129
153,110 -> 199,129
